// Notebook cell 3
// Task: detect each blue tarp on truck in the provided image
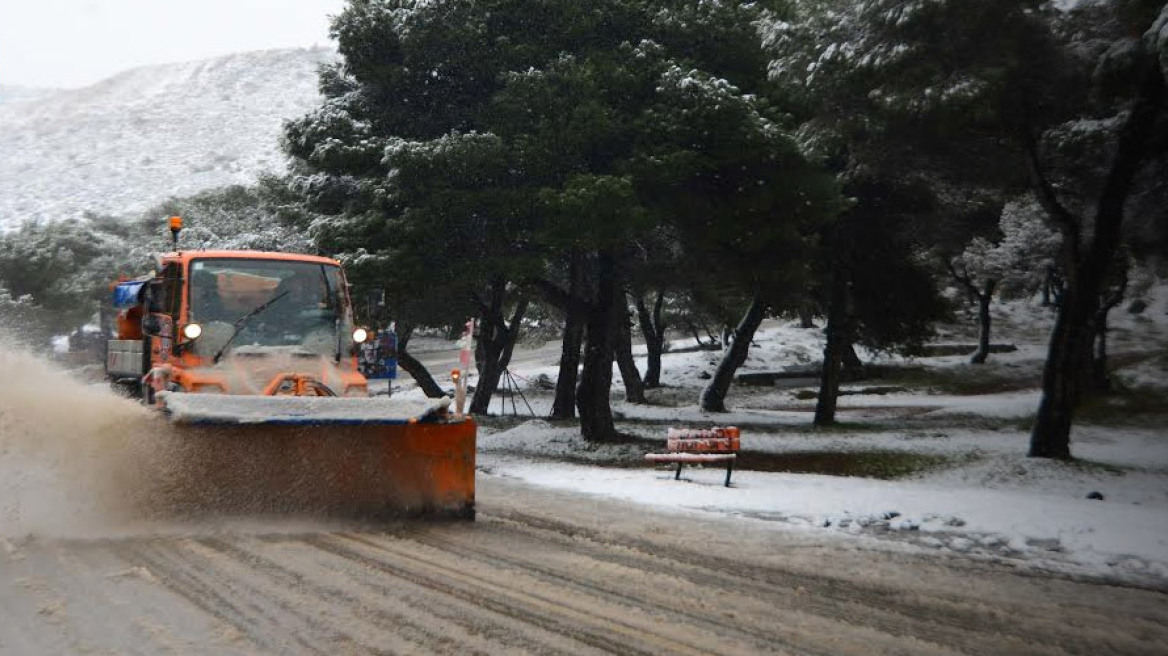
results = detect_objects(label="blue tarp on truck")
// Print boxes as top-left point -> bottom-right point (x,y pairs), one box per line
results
112,280 -> 147,309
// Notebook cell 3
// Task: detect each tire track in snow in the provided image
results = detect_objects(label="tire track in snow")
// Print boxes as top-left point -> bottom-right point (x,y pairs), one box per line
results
193,534 -> 519,655
244,530 -> 602,655
306,532 -> 693,656
478,509 -> 1026,653
484,507 -> 1168,656
388,519 -> 876,656
117,539 -> 319,654
128,534 -> 474,655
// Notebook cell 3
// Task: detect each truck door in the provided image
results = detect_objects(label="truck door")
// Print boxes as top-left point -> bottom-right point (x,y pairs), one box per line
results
147,263 -> 183,363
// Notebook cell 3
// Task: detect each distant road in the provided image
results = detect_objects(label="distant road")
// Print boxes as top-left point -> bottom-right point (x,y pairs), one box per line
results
412,339 -> 562,374
408,318 -> 795,378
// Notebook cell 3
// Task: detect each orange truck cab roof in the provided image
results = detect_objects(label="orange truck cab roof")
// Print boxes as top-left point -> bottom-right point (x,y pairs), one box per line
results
160,250 -> 342,268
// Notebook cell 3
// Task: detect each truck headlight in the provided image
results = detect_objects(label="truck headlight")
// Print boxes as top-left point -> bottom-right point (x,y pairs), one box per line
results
182,323 -> 203,340
352,327 -> 369,343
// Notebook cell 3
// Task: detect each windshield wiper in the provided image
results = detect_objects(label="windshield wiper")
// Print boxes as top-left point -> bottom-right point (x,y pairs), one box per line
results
213,291 -> 289,364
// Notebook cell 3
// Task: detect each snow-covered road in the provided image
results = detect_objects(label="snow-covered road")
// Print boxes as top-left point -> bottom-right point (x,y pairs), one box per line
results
2,477 -> 1166,655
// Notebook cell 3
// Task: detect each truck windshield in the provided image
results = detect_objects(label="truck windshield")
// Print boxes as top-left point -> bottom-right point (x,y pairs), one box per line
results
188,258 -> 346,357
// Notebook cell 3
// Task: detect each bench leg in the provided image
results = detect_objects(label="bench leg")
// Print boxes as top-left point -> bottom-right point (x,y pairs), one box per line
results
725,460 -> 734,487
675,462 -> 683,480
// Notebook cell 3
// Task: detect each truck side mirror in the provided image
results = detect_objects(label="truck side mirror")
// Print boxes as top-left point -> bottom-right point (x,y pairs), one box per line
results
142,314 -> 162,336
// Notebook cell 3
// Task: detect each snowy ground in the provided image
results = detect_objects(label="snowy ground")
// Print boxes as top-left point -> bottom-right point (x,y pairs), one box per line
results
400,287 -> 1168,589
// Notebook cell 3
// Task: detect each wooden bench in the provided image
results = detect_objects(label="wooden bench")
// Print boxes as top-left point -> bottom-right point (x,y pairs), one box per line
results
645,426 -> 740,487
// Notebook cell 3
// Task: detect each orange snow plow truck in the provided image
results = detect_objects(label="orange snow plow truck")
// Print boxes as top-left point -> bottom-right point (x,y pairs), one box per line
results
105,221 -> 474,519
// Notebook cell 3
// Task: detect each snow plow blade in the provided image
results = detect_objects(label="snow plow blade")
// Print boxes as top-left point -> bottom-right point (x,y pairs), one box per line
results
149,394 -> 475,519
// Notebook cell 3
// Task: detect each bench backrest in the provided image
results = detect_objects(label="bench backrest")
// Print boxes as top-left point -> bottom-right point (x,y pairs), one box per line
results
666,426 -> 740,453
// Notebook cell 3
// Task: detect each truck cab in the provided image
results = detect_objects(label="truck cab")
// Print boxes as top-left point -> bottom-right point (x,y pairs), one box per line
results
107,250 -> 370,400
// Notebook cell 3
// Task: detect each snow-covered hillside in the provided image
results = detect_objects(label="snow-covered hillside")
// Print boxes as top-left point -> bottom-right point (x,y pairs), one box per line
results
0,86 -> 59,105
0,48 -> 335,229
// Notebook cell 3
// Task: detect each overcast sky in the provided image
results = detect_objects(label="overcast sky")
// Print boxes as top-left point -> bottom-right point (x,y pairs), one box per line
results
0,0 -> 345,88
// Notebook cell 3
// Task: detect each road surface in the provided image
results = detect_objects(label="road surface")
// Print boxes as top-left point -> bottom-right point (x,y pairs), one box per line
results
412,338 -> 561,374
1,476 -> 1166,655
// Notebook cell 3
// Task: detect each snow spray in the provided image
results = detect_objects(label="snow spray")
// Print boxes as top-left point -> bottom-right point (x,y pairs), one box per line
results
0,334 -> 192,537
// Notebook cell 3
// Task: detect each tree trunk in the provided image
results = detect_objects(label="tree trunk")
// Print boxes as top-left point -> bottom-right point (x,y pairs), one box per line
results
842,342 -> 864,375
1029,291 -> 1093,459
1090,268 -> 1128,394
614,304 -> 646,403
700,295 -> 766,413
473,327 -> 486,375
971,280 -> 997,365
395,325 -> 446,398
577,251 -> 620,442
1030,55 -> 1164,459
799,303 -> 817,329
1041,267 -> 1056,307
814,270 -> 849,426
1091,313 -> 1111,394
471,293 -> 505,414
686,323 -> 706,347
470,284 -> 528,415
552,312 -> 584,419
550,252 -> 586,420
946,261 -> 997,365
634,290 -> 666,387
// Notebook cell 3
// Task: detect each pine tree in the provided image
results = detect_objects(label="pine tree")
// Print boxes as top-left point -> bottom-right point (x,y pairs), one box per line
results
762,0 -> 1168,443
286,0 -> 843,439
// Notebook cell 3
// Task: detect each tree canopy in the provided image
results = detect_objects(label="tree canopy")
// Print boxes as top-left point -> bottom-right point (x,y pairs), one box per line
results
284,0 -> 843,438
